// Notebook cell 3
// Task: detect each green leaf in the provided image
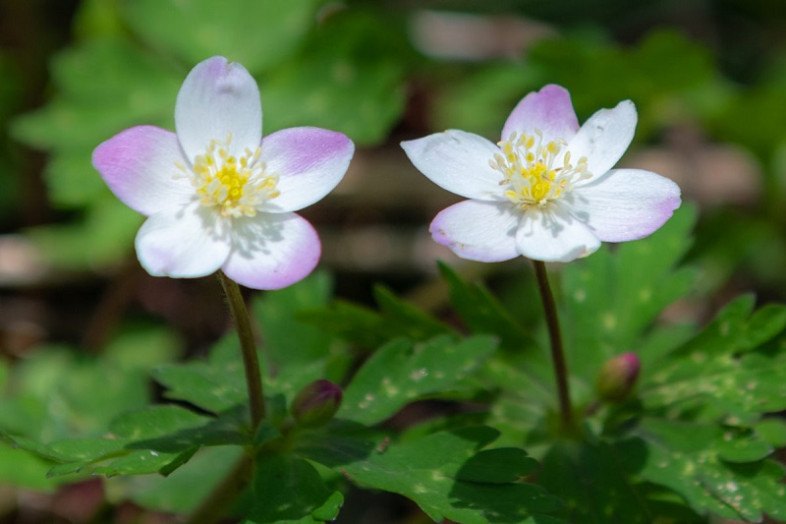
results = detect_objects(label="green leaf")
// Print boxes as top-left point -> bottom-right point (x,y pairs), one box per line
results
715,429 -> 773,463
114,406 -> 248,453
561,205 -> 697,392
527,30 -> 722,137
339,335 -> 497,425
0,442 -> 58,491
110,406 -> 211,442
125,445 -> 244,513
456,448 -> 539,484
754,418 -> 786,447
433,62 -> 542,138
121,0 -> 321,73
302,284 -> 455,350
259,9 -> 409,145
437,266 -> 556,447
154,334 -> 247,414
373,285 -> 455,341
0,345 -> 151,442
342,426 -> 561,523
640,298 -> 786,422
159,447 -> 199,477
633,418 -> 786,522
539,440 -> 652,523
740,303 -> 786,352
311,490 -> 344,521
254,272 -> 349,397
439,262 -> 534,352
11,39 -> 179,210
37,404 -> 246,478
294,420 -> 381,469
300,299 -> 395,349
434,30 -> 722,141
248,453 -> 342,523
28,196 -> 141,269
103,325 -> 181,369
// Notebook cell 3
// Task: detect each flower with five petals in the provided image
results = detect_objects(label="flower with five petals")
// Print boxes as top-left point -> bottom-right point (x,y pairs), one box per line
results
93,56 -> 354,289
401,84 -> 680,262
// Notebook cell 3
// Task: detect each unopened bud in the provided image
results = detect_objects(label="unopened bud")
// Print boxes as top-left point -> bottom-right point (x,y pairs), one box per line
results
291,379 -> 342,427
595,352 -> 641,402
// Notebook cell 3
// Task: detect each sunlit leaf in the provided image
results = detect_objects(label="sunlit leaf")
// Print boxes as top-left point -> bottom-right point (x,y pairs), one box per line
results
342,426 -> 562,523
339,335 -> 497,425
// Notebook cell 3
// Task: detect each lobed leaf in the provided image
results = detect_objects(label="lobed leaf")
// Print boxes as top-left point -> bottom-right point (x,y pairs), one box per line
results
341,426 -> 563,523
339,335 -> 497,425
632,418 -> 786,522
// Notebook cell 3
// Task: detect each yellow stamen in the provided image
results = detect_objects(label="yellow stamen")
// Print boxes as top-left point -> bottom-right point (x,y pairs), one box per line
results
493,129 -> 591,209
184,134 -> 279,218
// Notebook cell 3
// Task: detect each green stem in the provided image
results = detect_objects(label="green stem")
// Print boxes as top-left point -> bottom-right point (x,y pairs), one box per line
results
185,454 -> 253,524
532,260 -> 574,431
218,271 -> 265,428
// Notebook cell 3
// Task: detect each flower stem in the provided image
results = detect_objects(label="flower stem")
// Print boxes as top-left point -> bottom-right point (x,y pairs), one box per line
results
218,271 -> 265,428
532,260 -> 574,431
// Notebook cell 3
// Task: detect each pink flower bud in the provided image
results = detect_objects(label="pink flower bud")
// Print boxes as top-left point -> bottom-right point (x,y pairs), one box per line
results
291,379 -> 343,427
595,352 -> 641,402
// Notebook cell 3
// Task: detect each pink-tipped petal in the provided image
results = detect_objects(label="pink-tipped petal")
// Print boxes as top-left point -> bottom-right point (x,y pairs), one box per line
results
222,213 -> 321,290
92,126 -> 193,216
516,207 -> 601,262
567,169 -> 681,242
567,100 -> 637,181
175,56 -> 262,161
135,202 -> 231,278
257,127 -> 354,213
401,131 -> 505,201
500,84 -> 580,143
429,200 -> 519,262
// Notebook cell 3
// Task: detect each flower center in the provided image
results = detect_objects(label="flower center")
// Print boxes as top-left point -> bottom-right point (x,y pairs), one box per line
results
177,134 -> 279,218
490,130 -> 591,208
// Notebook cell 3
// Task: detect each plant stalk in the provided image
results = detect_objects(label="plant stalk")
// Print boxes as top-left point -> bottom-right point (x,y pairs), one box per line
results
532,260 -> 574,431
217,271 -> 265,428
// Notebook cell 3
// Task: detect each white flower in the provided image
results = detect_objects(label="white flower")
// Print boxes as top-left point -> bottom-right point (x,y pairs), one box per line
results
93,56 -> 354,289
401,84 -> 681,262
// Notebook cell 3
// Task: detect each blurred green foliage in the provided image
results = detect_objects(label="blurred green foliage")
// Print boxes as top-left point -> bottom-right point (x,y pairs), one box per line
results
2,0 -> 786,522
11,0 -> 413,269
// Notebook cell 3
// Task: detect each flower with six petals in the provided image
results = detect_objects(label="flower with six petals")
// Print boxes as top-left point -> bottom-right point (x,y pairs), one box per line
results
93,56 -> 354,289
401,84 -> 680,262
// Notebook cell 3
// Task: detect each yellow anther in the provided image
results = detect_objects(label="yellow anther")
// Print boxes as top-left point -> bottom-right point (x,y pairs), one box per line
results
184,139 -> 278,218
492,129 -> 591,209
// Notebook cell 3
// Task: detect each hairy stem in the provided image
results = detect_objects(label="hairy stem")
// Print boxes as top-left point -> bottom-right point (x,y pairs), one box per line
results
532,260 -> 574,431
218,271 -> 265,428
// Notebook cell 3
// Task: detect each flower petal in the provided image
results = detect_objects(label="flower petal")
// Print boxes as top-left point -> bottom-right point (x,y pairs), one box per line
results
136,202 -> 230,278
516,206 -> 601,262
566,168 -> 681,242
567,100 -> 637,181
257,127 -> 354,213
92,126 -> 193,216
429,200 -> 519,262
222,213 -> 321,290
175,56 -> 262,161
501,84 -> 580,143
401,130 -> 505,201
